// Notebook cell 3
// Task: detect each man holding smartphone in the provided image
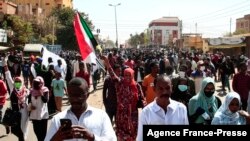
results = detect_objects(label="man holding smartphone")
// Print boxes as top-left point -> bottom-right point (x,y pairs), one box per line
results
45,77 -> 117,141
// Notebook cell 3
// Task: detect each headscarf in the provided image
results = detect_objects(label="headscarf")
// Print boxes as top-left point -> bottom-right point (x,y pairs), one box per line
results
197,77 -> 218,117
123,68 -> 138,98
30,76 -> 49,97
189,77 -> 218,123
212,92 -> 244,125
13,77 -> 27,105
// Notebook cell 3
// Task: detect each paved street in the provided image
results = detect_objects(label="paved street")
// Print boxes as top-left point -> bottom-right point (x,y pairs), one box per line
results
0,78 -> 231,141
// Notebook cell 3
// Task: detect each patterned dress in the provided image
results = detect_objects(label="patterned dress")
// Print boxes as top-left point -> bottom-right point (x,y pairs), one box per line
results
115,81 -> 139,141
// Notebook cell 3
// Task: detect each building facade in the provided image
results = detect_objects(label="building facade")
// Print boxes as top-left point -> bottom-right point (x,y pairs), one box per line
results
0,0 -> 17,15
15,0 -> 73,16
236,14 -> 250,33
148,17 -> 181,46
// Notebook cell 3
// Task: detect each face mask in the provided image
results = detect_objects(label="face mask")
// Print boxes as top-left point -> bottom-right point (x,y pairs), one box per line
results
179,71 -> 185,78
200,66 -> 205,71
204,91 -> 214,97
178,85 -> 187,92
14,82 -> 22,89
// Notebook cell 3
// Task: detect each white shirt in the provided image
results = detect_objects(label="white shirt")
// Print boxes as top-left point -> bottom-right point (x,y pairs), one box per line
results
45,106 -> 117,141
54,65 -> 66,79
137,99 -> 189,141
29,96 -> 49,120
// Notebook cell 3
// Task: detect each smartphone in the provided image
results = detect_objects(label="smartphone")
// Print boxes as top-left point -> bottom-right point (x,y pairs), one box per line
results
60,119 -> 72,131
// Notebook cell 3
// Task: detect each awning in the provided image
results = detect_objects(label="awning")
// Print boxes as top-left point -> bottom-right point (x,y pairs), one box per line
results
0,46 -> 10,51
209,43 -> 246,49
23,44 -> 44,52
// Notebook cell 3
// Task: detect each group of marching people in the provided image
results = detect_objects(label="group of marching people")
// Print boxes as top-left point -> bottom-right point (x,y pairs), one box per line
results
0,49 -> 104,141
0,47 -> 250,141
101,48 -> 250,141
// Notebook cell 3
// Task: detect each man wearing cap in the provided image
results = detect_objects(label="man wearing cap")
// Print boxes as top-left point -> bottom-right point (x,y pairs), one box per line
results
191,60 -> 206,94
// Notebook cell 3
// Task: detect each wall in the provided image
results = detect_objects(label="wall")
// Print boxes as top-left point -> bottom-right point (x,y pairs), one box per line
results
149,25 -> 180,46
16,0 -> 72,16
0,1 -> 17,15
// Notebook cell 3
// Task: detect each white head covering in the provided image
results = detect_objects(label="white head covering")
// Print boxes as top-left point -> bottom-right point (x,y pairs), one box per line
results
214,92 -> 241,123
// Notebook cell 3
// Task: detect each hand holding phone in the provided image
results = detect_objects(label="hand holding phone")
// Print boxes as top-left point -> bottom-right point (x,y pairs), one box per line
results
50,119 -> 73,141
60,119 -> 72,131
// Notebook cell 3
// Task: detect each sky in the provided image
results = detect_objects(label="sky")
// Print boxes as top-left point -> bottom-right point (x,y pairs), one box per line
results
73,0 -> 250,44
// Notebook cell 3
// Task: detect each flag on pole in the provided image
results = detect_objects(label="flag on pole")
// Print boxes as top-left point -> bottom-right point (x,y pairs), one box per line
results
73,12 -> 105,71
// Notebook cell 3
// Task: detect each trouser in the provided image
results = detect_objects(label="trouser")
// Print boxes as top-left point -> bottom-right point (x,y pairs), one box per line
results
11,118 -> 24,141
32,119 -> 48,141
105,107 -> 116,123
92,75 -> 97,90
221,74 -> 230,91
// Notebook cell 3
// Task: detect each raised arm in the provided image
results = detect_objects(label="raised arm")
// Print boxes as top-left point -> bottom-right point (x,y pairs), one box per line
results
4,66 -> 14,92
101,55 -> 119,80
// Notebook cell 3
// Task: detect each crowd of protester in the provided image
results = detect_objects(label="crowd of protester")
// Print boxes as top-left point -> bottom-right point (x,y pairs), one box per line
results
0,47 -> 250,140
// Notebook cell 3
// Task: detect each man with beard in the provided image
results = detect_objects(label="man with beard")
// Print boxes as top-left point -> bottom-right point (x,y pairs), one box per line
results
44,77 -> 116,141
137,74 -> 189,141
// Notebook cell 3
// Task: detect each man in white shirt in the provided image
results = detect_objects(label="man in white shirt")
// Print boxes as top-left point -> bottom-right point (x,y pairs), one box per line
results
137,74 -> 189,141
45,77 -> 117,141
54,59 -> 66,79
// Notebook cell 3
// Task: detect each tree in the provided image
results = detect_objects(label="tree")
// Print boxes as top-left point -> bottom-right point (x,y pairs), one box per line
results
143,29 -> 150,46
233,29 -> 249,35
32,17 -> 57,44
4,15 -> 33,46
104,40 -> 115,48
128,33 -> 145,47
50,8 -> 95,50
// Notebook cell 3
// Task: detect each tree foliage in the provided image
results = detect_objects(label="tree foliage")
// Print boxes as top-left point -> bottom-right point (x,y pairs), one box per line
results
32,17 -> 56,44
104,39 -> 115,48
233,29 -> 249,35
3,15 -> 33,46
50,8 -> 94,50
0,8 -> 94,49
129,32 -> 146,47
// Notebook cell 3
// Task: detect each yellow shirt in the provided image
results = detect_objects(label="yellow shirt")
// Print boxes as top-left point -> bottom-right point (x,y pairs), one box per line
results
142,74 -> 156,104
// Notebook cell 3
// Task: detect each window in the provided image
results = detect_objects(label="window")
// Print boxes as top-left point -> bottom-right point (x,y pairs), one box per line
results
237,23 -> 240,28
245,21 -> 248,27
166,30 -> 169,35
46,3 -> 50,5
241,23 -> 244,28
36,3 -> 38,6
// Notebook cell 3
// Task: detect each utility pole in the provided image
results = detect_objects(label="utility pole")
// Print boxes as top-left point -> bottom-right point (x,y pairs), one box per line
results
195,23 -> 197,49
230,18 -> 232,37
52,16 -> 55,45
109,3 -> 121,48
195,22 -> 197,35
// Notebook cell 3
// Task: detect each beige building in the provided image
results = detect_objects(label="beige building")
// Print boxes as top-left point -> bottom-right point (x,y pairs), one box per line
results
236,14 -> 250,33
15,0 -> 73,16
0,0 -> 17,15
148,17 -> 181,46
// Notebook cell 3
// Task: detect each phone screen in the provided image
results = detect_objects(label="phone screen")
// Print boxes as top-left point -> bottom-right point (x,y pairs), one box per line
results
60,119 -> 72,131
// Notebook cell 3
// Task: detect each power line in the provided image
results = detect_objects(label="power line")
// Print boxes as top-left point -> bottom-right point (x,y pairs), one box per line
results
194,7 -> 250,23
183,0 -> 250,21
